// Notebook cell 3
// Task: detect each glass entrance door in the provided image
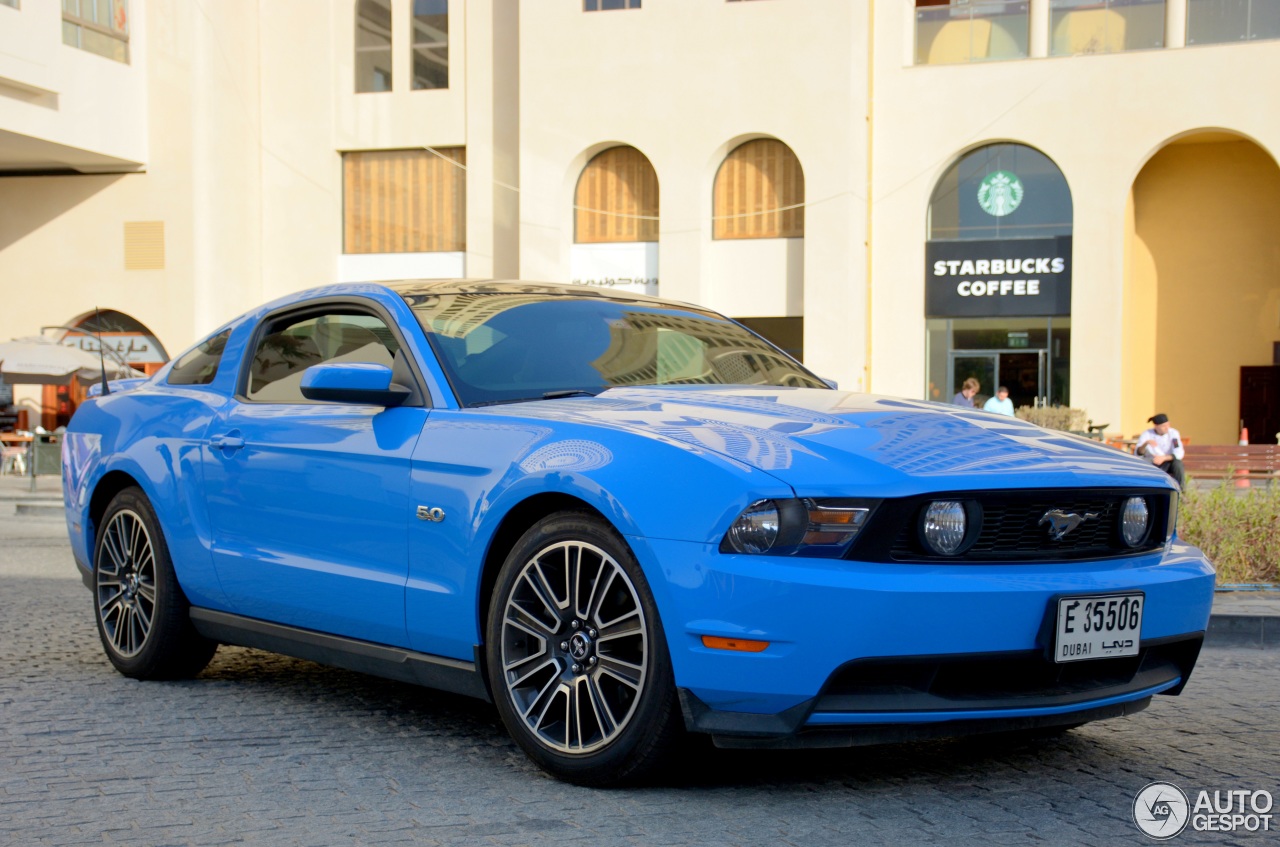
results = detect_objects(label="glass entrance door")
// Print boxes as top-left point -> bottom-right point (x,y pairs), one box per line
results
950,353 -> 997,406
998,349 -> 1047,411
950,349 -> 1047,410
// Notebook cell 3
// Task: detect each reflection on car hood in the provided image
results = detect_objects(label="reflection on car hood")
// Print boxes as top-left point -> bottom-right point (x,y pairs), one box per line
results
489,386 -> 1174,497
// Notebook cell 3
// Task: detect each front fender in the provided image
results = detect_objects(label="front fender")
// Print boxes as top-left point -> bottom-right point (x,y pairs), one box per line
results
405,409 -> 793,659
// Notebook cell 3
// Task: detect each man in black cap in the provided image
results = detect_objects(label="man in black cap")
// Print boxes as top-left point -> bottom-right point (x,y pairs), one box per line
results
1136,413 -> 1185,486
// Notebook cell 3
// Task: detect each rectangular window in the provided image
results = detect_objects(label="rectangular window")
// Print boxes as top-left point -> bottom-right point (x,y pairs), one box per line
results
343,148 -> 467,254
356,0 -> 393,93
1049,0 -> 1166,55
1188,0 -> 1280,45
585,0 -> 641,11
62,0 -> 129,64
411,0 -> 449,89
915,1 -> 1029,65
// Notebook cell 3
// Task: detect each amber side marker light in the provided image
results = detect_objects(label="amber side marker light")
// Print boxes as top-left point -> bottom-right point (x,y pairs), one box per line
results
701,635 -> 769,653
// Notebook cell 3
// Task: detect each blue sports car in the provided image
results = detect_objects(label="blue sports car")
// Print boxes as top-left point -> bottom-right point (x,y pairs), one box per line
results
63,281 -> 1215,785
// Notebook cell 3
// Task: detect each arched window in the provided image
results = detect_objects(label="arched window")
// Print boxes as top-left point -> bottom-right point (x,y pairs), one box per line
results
713,139 -> 804,240
574,147 -> 659,243
928,143 -> 1071,241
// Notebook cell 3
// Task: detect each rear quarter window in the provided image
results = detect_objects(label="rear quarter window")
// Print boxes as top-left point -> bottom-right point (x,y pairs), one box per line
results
167,329 -> 232,386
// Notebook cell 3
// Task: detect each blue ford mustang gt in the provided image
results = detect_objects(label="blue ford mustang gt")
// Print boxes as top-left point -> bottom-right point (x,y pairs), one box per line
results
63,280 -> 1215,785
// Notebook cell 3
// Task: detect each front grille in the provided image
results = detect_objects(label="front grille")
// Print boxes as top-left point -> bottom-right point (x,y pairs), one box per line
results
811,636 -> 1201,715
849,488 -> 1173,563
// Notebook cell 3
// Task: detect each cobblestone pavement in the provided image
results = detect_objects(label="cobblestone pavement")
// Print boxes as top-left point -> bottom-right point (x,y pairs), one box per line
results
2,511 -> 1277,847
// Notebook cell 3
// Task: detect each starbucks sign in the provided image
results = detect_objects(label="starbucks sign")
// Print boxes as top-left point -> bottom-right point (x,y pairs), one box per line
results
977,170 -> 1024,217
924,236 -> 1072,318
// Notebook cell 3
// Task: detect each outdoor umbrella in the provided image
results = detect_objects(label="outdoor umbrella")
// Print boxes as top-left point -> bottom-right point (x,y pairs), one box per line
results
0,337 -> 133,386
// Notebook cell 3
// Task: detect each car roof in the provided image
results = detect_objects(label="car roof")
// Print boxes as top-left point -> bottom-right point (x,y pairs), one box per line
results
383,279 -> 680,306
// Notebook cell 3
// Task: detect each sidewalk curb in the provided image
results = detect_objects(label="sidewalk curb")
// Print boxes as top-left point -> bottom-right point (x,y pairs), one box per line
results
1205,614 -> 1275,650
15,503 -> 64,518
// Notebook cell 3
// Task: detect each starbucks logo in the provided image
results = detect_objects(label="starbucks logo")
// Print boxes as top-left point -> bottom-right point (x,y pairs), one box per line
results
977,170 -> 1024,217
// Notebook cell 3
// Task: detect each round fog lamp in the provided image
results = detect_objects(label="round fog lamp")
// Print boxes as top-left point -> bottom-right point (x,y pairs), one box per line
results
726,500 -> 780,554
1120,496 -> 1149,547
923,501 -> 967,556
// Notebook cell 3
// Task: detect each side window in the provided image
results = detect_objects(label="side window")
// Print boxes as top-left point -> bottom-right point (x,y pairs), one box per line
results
246,312 -> 399,403
168,329 -> 231,386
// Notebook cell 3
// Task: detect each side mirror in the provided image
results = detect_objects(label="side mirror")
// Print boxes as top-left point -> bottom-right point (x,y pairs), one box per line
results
299,363 -> 410,407
822,377 -> 839,390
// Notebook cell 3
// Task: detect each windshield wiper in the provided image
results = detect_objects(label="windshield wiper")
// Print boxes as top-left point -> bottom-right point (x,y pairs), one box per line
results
468,389 -> 601,408
541,389 -> 600,400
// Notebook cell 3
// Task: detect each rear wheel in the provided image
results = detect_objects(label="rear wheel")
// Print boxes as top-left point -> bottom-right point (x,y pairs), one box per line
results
485,512 -> 682,785
93,487 -> 217,679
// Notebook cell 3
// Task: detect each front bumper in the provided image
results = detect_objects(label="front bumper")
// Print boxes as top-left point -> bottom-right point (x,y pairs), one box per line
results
629,536 -> 1215,740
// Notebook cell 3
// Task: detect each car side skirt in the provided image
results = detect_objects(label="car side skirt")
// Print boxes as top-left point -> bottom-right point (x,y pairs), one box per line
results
188,608 -> 491,702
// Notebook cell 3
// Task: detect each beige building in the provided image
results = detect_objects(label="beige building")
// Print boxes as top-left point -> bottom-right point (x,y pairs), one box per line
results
1,0 -> 1278,445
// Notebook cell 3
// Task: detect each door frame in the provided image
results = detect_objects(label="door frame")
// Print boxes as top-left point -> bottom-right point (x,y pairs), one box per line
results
950,348 -> 1049,407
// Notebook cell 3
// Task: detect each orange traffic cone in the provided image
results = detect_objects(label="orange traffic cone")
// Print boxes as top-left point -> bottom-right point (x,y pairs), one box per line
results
1236,425 -> 1250,488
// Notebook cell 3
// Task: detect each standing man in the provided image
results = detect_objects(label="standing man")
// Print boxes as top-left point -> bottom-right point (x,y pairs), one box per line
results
1136,413 -> 1185,486
952,377 -> 980,407
983,386 -> 1015,416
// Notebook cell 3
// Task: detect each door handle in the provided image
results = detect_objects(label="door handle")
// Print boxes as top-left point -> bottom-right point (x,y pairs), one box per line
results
209,434 -> 245,450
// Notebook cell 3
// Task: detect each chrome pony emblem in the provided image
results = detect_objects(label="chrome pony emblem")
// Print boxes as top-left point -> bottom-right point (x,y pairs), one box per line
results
1039,509 -> 1099,540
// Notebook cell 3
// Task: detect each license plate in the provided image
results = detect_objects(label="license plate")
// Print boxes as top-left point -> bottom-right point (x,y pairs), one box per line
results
1054,593 -> 1143,663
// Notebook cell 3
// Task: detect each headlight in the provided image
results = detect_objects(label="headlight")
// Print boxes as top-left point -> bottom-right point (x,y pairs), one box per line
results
1166,492 -> 1178,543
724,499 -> 781,554
1120,496 -> 1150,547
721,498 -> 877,557
921,500 -> 968,556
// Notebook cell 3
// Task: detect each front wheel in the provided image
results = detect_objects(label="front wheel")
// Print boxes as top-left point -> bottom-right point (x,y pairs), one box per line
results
93,487 -> 217,679
485,512 -> 682,785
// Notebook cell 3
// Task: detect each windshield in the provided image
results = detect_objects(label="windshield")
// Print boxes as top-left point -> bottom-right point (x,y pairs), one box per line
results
401,292 -> 826,407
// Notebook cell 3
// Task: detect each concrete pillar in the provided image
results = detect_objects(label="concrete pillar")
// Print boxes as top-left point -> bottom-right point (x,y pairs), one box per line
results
1166,0 -> 1188,48
1029,0 -> 1050,58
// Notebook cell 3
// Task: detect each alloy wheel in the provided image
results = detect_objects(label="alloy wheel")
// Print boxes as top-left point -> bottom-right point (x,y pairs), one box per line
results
499,540 -> 648,754
96,509 -> 157,658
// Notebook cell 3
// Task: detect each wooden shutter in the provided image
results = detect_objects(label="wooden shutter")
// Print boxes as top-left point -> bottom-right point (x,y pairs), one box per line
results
343,148 -> 466,253
714,139 -> 805,239
574,146 -> 659,243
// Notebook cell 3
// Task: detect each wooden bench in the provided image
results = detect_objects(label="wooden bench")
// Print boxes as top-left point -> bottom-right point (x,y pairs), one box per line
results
1181,444 -> 1280,483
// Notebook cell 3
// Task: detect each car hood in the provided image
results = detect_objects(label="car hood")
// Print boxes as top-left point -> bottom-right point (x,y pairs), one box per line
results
492,386 -> 1174,497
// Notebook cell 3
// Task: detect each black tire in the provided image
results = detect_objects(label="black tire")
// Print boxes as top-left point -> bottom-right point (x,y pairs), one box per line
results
485,511 -> 682,786
92,487 -> 217,679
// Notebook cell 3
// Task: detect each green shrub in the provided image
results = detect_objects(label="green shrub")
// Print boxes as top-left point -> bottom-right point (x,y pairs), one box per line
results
1178,482 -> 1280,584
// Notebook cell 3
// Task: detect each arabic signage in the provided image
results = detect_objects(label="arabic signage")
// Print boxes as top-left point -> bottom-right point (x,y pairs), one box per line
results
570,243 -> 659,297
61,333 -> 166,365
925,236 -> 1072,318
